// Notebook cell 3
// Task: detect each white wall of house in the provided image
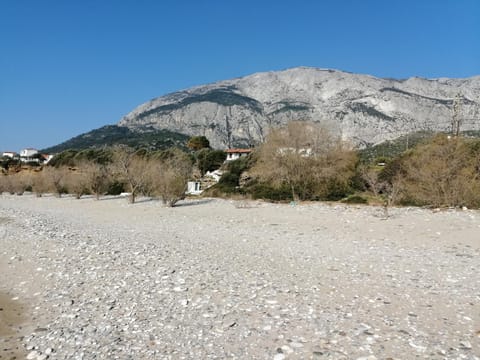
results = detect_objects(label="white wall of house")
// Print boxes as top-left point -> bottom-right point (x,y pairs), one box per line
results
225,150 -> 251,162
2,152 -> 18,158
226,153 -> 241,161
187,181 -> 203,195
20,148 -> 39,157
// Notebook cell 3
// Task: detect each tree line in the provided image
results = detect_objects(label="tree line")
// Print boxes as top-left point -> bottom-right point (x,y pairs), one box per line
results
210,121 -> 480,209
0,146 -> 194,207
2,122 -> 480,209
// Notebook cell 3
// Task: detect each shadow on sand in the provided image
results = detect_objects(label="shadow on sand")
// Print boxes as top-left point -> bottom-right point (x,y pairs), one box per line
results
174,199 -> 214,207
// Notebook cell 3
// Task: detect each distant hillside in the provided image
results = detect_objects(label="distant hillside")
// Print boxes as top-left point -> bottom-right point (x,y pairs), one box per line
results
42,125 -> 190,153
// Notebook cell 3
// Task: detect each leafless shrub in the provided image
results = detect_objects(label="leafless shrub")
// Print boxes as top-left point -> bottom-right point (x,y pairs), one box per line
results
399,135 -> 480,208
111,146 -> 150,203
79,161 -> 110,200
43,166 -> 68,197
64,168 -> 89,199
251,121 -> 357,201
150,149 -> 192,207
30,169 -> 50,197
359,165 -> 385,197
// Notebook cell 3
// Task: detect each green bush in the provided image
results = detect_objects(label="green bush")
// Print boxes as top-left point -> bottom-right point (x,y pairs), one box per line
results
106,180 -> 125,195
196,149 -> 226,175
250,183 -> 292,202
341,195 -> 368,204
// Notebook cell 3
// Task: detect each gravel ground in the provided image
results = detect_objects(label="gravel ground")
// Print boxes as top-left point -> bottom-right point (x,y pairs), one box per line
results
0,194 -> 479,360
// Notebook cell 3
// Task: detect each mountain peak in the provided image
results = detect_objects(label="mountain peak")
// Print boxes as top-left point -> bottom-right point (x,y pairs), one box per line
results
119,67 -> 480,148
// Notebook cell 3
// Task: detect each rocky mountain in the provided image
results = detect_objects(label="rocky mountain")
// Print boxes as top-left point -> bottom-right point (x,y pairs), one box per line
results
119,67 -> 480,149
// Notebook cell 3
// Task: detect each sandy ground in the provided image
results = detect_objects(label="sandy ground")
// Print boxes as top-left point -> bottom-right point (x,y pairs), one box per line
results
0,194 -> 479,359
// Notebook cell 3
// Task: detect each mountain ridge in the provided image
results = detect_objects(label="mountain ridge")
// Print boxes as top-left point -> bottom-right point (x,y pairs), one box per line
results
118,67 -> 480,148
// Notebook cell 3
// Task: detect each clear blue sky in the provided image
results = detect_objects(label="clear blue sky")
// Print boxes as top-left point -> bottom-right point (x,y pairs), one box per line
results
1,0 -> 479,152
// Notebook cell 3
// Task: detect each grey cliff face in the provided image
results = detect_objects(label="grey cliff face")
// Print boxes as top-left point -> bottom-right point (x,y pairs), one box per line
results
118,67 -> 480,148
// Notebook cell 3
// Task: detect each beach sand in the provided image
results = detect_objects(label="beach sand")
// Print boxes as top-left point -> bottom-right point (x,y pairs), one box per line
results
0,291 -> 27,359
0,194 -> 479,359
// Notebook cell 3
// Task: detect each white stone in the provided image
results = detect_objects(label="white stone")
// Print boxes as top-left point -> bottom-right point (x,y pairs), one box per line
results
26,351 -> 39,360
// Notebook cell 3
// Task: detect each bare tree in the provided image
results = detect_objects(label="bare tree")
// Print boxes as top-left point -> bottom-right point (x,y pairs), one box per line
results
30,169 -> 50,197
0,174 -> 15,194
64,168 -> 89,199
80,161 -> 109,200
150,149 -> 192,207
6,171 -> 31,195
359,165 -> 384,197
111,146 -> 150,203
43,166 -> 67,197
382,176 -> 403,219
0,172 -> 32,195
251,121 -> 357,201
398,135 -> 480,208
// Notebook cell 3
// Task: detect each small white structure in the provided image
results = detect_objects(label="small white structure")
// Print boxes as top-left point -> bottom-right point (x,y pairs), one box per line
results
20,148 -> 39,157
186,170 -> 224,195
278,147 -> 313,157
225,148 -> 252,161
2,151 -> 19,159
20,148 -> 40,163
43,154 -> 55,164
187,181 -> 203,195
205,169 -> 223,182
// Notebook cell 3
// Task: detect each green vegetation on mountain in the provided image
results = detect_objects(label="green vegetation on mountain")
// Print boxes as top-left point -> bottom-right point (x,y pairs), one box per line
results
359,131 -> 435,162
137,89 -> 263,120
348,102 -> 395,122
359,130 -> 480,163
42,125 -> 189,154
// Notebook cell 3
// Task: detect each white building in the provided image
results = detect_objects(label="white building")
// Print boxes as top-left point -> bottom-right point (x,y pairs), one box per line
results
186,170 -> 224,195
2,151 -> 19,159
20,148 -> 39,163
225,148 -> 252,161
20,148 -> 38,157
187,181 -> 203,195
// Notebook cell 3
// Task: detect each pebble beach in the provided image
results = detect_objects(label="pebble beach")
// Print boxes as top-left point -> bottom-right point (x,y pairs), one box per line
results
0,194 -> 479,359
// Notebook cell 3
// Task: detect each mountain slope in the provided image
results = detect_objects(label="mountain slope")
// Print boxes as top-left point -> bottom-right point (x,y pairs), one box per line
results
119,67 -> 480,148
42,125 -> 189,153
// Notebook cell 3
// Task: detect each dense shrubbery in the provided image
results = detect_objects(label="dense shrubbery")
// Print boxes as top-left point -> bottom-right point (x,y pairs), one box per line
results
249,183 -> 292,201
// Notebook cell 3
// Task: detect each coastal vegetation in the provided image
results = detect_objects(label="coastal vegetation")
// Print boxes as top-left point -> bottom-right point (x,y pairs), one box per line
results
2,122 -> 480,209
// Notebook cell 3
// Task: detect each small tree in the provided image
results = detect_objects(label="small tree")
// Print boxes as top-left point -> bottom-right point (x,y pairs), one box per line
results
31,170 -> 50,197
187,136 -> 210,151
251,121 -> 357,201
4,171 -> 33,195
111,146 -> 150,203
81,161 -> 109,200
151,149 -> 192,207
64,169 -> 88,199
382,176 -> 403,219
359,165 -> 385,197
43,166 -> 67,197
0,174 -> 16,194
196,148 -> 227,176
398,135 -> 480,208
